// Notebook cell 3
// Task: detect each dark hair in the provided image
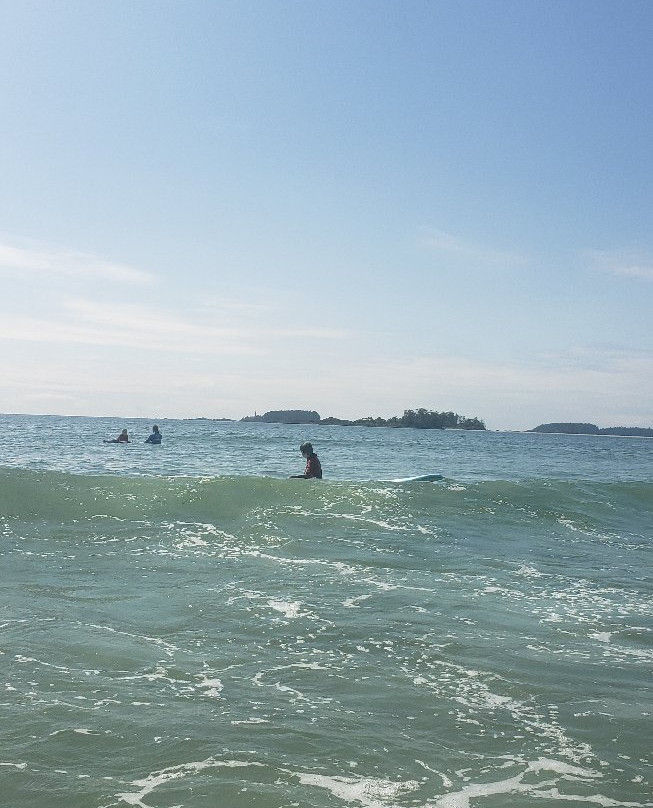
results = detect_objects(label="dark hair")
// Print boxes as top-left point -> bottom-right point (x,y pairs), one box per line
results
300,442 -> 313,455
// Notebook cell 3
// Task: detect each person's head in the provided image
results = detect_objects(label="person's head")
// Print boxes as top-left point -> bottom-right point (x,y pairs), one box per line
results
121,429 -> 128,435
153,425 -> 159,433
300,442 -> 313,457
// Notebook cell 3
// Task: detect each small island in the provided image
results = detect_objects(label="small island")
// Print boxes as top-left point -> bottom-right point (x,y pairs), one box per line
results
241,408 -> 486,430
241,409 -> 321,424
531,422 -> 653,437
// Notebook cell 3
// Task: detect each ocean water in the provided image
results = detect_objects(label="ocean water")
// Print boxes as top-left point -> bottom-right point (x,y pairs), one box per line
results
0,414 -> 651,808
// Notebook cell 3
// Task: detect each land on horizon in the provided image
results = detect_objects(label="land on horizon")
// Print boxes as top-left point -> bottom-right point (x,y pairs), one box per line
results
2,410 -> 653,438
531,422 -> 653,438
241,408 -> 485,430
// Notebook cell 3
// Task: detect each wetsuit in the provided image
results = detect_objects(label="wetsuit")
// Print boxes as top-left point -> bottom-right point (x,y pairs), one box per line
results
304,453 -> 322,479
146,431 -> 162,444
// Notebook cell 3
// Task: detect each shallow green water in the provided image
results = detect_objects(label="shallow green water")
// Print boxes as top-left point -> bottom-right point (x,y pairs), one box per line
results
0,416 -> 651,807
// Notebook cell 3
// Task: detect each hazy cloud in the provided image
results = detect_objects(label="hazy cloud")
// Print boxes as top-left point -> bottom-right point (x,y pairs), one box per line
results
0,294 -> 351,356
419,228 -> 527,266
0,304 -> 257,356
587,249 -> 653,281
0,241 -> 154,284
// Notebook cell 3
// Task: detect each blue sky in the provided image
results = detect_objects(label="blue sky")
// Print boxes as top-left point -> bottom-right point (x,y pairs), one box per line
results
1,0 -> 651,430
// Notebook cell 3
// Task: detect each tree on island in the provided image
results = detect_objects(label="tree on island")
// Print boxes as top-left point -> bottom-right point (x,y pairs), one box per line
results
599,426 -> 653,437
243,408 -> 485,430
531,422 -> 653,437
393,408 -> 484,430
241,410 -> 321,424
531,423 -> 600,435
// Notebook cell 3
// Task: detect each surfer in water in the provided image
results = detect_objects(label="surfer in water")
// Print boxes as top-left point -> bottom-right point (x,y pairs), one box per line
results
105,429 -> 129,443
145,425 -> 162,444
290,442 -> 322,479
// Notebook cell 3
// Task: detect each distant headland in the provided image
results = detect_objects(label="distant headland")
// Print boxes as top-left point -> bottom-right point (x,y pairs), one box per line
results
531,422 -> 653,437
241,408 -> 486,430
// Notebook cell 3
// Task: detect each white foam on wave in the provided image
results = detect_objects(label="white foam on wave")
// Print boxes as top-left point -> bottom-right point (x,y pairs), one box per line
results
87,623 -> 180,657
267,599 -> 303,619
343,594 -> 373,608
432,757 -> 645,808
254,552 -> 437,602
590,632 -> 613,643
594,643 -> 653,664
0,618 -> 28,630
117,664 -> 172,684
363,578 -> 399,592
252,552 -> 360,579
408,659 -> 594,764
294,771 -> 420,807
227,590 -> 311,620
112,758 -> 264,808
415,758 -> 453,787
558,517 -> 581,532
516,564 -> 543,578
195,673 -> 224,699
161,521 -> 247,557
329,510 -> 411,533
174,534 -> 208,548
13,653 -> 103,681
251,662 -> 331,706
48,727 -> 104,736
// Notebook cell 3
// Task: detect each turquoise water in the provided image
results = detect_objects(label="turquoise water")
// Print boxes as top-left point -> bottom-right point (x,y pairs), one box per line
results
1,415 -> 651,807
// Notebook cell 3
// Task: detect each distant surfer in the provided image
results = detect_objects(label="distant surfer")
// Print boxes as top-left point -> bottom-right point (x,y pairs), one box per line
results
145,425 -> 162,444
290,442 -> 322,479
105,429 -> 129,444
